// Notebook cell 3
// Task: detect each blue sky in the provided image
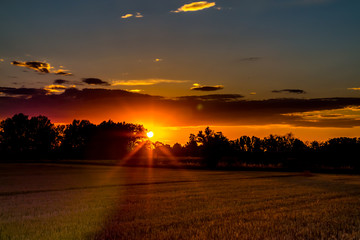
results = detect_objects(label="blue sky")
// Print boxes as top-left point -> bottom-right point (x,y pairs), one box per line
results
1,0 -> 360,98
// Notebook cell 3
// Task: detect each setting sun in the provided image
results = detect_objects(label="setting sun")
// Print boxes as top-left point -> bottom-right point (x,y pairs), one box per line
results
147,131 -> 154,138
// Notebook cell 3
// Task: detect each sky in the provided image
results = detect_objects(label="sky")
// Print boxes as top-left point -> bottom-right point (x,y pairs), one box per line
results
1,0 -> 360,144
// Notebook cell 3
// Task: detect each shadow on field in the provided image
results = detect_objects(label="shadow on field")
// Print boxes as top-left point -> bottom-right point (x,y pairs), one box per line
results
87,166 -> 203,240
86,169 -> 323,240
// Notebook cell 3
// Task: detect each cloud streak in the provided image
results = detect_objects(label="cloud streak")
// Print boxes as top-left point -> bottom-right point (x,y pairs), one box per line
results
43,85 -> 67,94
0,87 -> 47,96
173,1 -> 216,13
237,57 -> 261,62
121,14 -> 133,19
11,61 -> 51,73
178,94 -> 244,101
272,89 -> 306,94
83,78 -> 110,85
121,12 -> 143,19
111,79 -> 188,86
191,83 -> 224,91
54,79 -> 70,84
11,60 -> 72,76
54,70 -> 73,76
1,88 -> 360,128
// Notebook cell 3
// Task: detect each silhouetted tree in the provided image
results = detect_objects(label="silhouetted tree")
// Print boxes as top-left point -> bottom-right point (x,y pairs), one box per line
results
89,120 -> 145,159
231,136 -> 263,153
171,143 -> 184,156
0,113 -> 31,156
184,134 -> 199,157
196,127 -> 230,168
60,120 -> 96,158
0,114 -> 59,159
322,137 -> 360,168
61,119 -> 146,159
28,116 -> 59,156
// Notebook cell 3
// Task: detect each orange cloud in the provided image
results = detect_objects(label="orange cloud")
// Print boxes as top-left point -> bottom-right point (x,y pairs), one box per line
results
126,89 -> 143,93
121,12 -> 143,19
135,12 -> 143,18
121,14 -> 133,19
43,85 -> 67,94
11,61 -> 51,73
348,88 -> 360,91
11,60 -> 73,76
54,69 -> 72,76
2,88 -> 360,137
191,83 -> 224,91
111,79 -> 188,86
173,1 -> 216,13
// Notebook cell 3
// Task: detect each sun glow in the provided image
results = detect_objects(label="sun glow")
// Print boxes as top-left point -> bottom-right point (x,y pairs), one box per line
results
147,131 -> 154,138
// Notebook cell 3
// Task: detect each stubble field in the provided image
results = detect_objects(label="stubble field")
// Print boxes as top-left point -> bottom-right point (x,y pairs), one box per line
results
1,163 -> 360,240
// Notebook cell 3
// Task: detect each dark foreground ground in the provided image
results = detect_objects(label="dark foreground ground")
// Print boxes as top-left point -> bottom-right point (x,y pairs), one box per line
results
0,163 -> 360,239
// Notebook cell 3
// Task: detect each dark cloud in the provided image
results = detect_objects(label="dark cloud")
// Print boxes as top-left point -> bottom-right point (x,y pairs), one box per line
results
54,79 -> 69,84
191,84 -> 224,91
321,114 -> 343,118
237,57 -> 261,62
178,94 -> 244,102
11,61 -> 51,73
272,89 -> 307,94
1,88 -> 360,128
0,87 -> 47,96
11,60 -> 73,76
82,78 -> 109,85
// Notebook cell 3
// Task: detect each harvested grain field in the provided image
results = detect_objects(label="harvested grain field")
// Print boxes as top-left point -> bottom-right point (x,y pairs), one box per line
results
1,163 -> 360,239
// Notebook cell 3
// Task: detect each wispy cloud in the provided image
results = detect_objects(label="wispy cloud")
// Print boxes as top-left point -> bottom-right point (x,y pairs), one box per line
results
111,79 -> 188,86
237,57 -> 261,62
178,94 -> 244,101
272,89 -> 306,94
54,79 -> 70,84
135,12 -> 143,18
348,88 -> 360,91
126,89 -> 143,93
121,12 -> 143,19
54,69 -> 73,76
43,85 -> 67,94
172,1 -> 216,13
191,83 -> 224,91
83,78 -> 110,85
291,0 -> 333,5
11,60 -> 72,76
2,88 -> 360,128
11,61 -> 51,73
121,14 -> 133,19
0,87 -> 47,96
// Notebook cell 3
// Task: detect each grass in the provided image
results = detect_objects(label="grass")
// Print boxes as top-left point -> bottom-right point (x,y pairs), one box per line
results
0,163 -> 360,239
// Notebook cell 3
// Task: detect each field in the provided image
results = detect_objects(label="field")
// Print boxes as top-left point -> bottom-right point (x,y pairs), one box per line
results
1,163 -> 360,240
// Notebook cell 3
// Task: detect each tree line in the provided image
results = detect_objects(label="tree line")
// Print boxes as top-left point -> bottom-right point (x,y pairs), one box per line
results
1,114 -> 359,171
0,113 -> 146,160
154,127 -> 360,171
